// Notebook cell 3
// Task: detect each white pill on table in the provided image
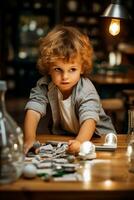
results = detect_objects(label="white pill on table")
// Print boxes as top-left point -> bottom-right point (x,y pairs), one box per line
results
23,164 -> 37,179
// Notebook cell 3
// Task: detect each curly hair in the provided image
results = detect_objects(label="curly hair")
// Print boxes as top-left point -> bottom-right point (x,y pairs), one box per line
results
37,25 -> 93,77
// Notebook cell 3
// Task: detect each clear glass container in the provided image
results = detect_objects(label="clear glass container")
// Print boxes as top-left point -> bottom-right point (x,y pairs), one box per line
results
0,81 -> 24,184
127,109 -> 134,173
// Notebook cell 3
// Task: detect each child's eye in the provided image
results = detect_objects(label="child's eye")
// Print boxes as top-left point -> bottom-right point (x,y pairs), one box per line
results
54,68 -> 62,72
70,68 -> 77,72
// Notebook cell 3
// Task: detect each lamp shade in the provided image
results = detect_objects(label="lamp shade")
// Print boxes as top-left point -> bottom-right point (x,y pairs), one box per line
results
101,0 -> 131,20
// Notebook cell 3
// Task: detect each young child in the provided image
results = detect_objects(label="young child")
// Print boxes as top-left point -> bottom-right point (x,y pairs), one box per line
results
24,25 -> 116,154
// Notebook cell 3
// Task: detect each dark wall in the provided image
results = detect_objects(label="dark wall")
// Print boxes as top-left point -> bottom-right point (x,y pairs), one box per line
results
0,0 -> 133,98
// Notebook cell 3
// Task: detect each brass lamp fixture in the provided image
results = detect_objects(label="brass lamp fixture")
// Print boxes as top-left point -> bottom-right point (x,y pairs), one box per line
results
101,0 -> 131,36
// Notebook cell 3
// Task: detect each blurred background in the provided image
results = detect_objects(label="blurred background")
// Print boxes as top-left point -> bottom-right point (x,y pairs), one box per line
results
0,0 -> 134,133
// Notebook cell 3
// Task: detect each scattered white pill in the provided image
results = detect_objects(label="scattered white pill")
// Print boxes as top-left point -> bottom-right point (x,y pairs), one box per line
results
80,141 -> 93,155
23,164 -> 37,179
79,141 -> 96,160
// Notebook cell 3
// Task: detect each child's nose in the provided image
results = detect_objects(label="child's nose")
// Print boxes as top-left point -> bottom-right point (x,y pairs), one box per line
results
62,72 -> 68,79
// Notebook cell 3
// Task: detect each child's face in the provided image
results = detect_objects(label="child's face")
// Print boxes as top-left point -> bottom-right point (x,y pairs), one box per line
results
49,57 -> 83,96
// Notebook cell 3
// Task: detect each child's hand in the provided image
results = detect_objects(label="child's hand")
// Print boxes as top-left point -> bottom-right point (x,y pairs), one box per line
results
24,141 -> 41,155
24,141 -> 35,155
68,140 -> 81,154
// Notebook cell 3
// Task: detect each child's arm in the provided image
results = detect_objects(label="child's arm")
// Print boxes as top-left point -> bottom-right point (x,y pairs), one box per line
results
68,118 -> 96,153
24,109 -> 41,154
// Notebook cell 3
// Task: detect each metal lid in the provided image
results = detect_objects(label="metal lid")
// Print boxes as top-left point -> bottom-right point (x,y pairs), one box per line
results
101,0 -> 131,20
0,80 -> 7,91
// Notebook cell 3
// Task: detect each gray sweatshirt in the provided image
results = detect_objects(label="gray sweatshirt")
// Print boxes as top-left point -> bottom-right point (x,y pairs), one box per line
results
25,76 -> 116,136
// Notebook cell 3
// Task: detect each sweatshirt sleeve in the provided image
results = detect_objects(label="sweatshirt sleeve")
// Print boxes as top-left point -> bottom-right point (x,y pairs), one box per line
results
75,78 -> 101,124
25,78 -> 49,116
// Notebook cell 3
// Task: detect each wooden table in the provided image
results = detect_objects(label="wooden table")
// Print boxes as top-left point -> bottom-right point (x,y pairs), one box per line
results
1,134 -> 134,200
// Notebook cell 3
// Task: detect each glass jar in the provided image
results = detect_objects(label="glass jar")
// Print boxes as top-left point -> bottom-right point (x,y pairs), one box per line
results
0,81 -> 24,184
127,109 -> 134,143
127,109 -> 134,172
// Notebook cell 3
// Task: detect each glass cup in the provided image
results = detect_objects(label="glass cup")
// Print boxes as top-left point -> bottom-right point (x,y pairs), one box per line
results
127,109 -> 134,173
128,109 -> 134,132
127,109 -> 134,143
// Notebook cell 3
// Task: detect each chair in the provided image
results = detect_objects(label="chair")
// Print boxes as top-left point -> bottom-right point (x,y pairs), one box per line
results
101,98 -> 125,133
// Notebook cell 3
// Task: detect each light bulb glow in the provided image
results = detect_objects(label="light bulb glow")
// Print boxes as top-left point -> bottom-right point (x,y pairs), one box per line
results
109,19 -> 120,36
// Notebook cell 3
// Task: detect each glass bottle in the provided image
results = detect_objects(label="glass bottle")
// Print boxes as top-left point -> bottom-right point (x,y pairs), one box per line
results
127,109 -> 134,172
127,109 -> 134,143
0,81 -> 24,184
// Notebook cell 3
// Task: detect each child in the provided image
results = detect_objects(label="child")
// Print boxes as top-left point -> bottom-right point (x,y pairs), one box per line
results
24,25 -> 116,154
